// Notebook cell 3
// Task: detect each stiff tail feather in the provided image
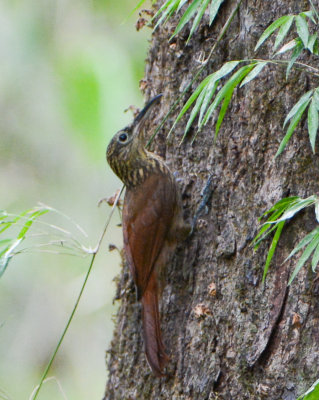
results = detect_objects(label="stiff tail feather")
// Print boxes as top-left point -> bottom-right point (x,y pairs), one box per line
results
141,275 -> 169,376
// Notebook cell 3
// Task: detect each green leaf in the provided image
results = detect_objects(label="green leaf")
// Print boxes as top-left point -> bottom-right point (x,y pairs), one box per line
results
286,39 -> 304,79
171,0 -> 202,39
215,88 -> 233,138
315,201 -> 319,223
275,38 -> 298,55
297,379 -> 319,400
311,242 -> 319,272
183,86 -> 207,139
276,98 -> 311,157
264,196 -> 300,214
276,196 -> 317,222
283,90 -> 313,128
288,231 -> 319,285
273,15 -> 295,50
285,226 -> 319,262
307,33 -> 318,53
300,10 -> 316,24
255,15 -> 294,51
198,79 -> 219,127
240,61 -> 268,87
188,0 -> 211,42
308,99 -> 319,153
168,74 -> 212,139
0,238 -> 23,277
17,209 -> 49,239
129,0 -> 147,16
262,221 -> 285,282
313,89 -> 319,110
209,0 -> 224,25
295,14 -> 309,47
201,64 -> 254,129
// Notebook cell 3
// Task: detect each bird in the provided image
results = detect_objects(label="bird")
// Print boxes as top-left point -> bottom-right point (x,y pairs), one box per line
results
106,94 -> 190,376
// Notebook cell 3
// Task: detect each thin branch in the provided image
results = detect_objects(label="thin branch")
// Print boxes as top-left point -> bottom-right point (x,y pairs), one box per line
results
30,188 -> 123,400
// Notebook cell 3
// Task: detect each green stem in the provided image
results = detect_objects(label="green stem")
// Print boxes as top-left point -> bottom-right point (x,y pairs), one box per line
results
147,0 -> 243,146
31,188 -> 123,400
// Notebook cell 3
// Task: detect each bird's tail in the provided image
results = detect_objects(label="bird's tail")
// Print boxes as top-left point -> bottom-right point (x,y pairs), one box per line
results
141,274 -> 169,376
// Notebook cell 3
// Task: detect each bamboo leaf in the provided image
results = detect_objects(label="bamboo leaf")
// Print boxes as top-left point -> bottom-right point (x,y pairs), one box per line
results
285,227 -> 319,262
262,221 -> 285,282
198,79 -> 219,127
215,88 -> 233,138
307,33 -> 318,53
276,197 -> 317,222
209,0 -> 224,25
288,232 -> 319,285
300,10 -> 316,24
171,0 -> 202,39
168,74 -> 212,138
283,90 -> 313,128
275,38 -> 298,55
255,15 -> 294,51
273,15 -> 295,50
182,87 -> 207,140
297,378 -> 319,400
311,242 -> 319,272
188,0 -> 211,41
276,98 -> 311,157
313,89 -> 319,110
286,39 -> 304,78
264,196 -> 300,214
295,14 -> 309,47
315,201 -> 319,223
201,64 -> 254,128
308,99 -> 319,153
240,61 -> 268,87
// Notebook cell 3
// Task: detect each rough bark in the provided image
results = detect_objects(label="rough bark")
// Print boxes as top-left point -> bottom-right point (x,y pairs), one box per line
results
104,0 -> 319,399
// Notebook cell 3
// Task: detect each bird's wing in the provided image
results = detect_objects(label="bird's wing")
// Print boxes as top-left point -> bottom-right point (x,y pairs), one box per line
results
122,173 -> 176,298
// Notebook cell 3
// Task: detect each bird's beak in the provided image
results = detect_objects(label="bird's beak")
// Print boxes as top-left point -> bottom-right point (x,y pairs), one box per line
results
132,94 -> 163,137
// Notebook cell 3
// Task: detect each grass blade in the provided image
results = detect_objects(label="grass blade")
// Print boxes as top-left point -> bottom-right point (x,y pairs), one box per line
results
262,221 -> 285,282
308,98 -> 319,153
276,98 -> 311,157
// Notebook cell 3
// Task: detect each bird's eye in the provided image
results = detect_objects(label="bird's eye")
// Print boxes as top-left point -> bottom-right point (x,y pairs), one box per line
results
118,132 -> 128,143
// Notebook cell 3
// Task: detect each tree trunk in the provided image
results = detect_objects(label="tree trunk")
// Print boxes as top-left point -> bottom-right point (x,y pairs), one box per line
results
104,0 -> 319,398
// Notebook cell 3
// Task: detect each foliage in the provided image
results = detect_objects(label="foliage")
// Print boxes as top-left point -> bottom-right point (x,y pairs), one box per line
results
0,205 -> 91,278
253,195 -> 319,284
168,60 -> 267,143
169,8 -> 319,154
153,0 -> 224,42
297,378 -> 319,400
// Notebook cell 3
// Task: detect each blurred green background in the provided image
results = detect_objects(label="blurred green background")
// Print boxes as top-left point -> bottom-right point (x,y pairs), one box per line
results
0,0 -> 151,399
